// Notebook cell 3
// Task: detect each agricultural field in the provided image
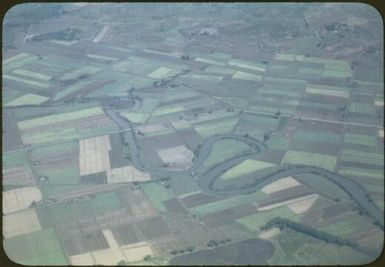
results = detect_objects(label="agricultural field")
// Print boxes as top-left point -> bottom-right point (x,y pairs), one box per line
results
2,3 -> 383,266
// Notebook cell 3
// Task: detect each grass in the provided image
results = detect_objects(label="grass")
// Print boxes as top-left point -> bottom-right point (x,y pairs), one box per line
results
292,130 -> 341,144
5,93 -> 49,107
348,102 -> 375,115
12,69 -> 52,81
228,59 -> 266,72
168,174 -> 201,196
152,105 -> 185,116
236,206 -> 296,232
59,65 -> 101,81
204,66 -> 236,75
282,150 -> 337,171
3,53 -> 39,73
18,107 -> 104,129
189,191 -> 267,217
221,159 -> 275,180
231,71 -> 262,81
265,136 -> 290,150
305,84 -> 349,98
3,74 -> 50,88
53,79 -> 94,101
202,139 -> 252,170
86,53 -> 117,61
340,149 -> 384,166
147,66 -> 175,79
184,73 -> 223,82
343,133 -> 376,147
274,53 -> 304,62
47,191 -> 122,224
195,57 -> 226,67
121,112 -> 150,123
193,115 -> 239,137
338,168 -> 384,179
38,166 -> 79,185
294,173 -> 350,200
4,228 -> 68,265
3,150 -> 30,169
142,183 -> 175,212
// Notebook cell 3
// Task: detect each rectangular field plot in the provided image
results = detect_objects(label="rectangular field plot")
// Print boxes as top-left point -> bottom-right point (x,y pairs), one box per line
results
5,93 -> 49,107
3,186 -> 42,214
282,150 -> 337,171
305,84 -> 349,98
3,53 -> 39,73
339,149 -> 384,167
4,228 -> 67,265
79,135 -> 111,176
3,209 -> 42,238
17,107 -> 118,145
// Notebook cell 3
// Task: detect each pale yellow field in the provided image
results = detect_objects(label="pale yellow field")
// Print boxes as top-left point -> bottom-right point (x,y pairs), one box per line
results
70,241 -> 155,265
3,186 -> 42,214
261,177 -> 301,194
287,194 -> 319,214
107,166 -> 151,184
374,100 -> 384,107
258,227 -> 280,239
3,209 -> 41,238
103,228 -> 120,249
92,248 -> 126,265
157,145 -> 194,170
257,193 -> 318,212
122,242 -> 155,263
231,70 -> 262,81
79,135 -> 111,176
379,129 -> 384,138
70,252 -> 95,265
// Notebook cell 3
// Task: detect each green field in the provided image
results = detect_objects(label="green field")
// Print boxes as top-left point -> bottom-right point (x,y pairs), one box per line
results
4,228 -> 68,265
305,84 -> 349,98
195,57 -> 226,67
18,107 -> 105,130
202,139 -> 252,171
142,183 -> 175,212
343,133 -> 376,147
282,150 -> 337,171
294,173 -> 351,201
53,79 -> 94,101
236,206 -> 296,232
47,191 -> 122,224
292,130 -> 340,144
3,150 -> 30,169
5,93 -> 49,107
3,74 -> 50,88
221,159 -> 275,180
231,70 -> 262,81
228,59 -> 266,72
3,53 -> 39,73
189,191 -> 267,217
340,149 -> 384,166
59,65 -> 101,81
12,69 -> 52,81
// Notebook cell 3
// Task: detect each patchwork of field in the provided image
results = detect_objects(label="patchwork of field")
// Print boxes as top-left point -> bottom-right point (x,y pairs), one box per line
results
2,4 -> 383,266
17,107 -> 119,145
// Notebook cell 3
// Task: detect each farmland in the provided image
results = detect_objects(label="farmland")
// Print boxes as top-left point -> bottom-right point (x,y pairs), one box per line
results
2,3 -> 383,266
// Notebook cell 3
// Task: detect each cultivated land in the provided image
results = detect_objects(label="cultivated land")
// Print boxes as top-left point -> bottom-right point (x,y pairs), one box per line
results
2,3 -> 383,265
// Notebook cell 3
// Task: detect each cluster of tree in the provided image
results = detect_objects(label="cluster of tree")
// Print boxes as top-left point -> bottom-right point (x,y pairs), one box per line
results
260,217 -> 361,249
206,238 -> 231,247
31,27 -> 81,42
170,245 -> 195,255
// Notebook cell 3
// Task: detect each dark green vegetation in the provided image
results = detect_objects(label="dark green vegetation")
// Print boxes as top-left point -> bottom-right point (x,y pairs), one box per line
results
2,3 -> 383,266
169,238 -> 275,265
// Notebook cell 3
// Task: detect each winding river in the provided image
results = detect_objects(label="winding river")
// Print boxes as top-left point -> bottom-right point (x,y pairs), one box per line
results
104,108 -> 384,227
